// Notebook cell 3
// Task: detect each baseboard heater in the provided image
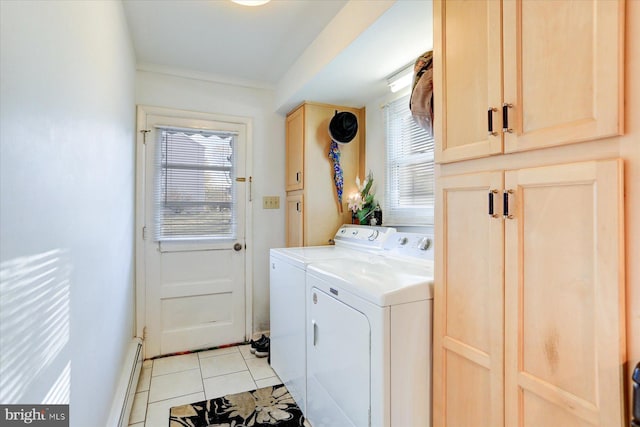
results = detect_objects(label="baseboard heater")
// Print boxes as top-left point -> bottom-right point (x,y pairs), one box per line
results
107,337 -> 143,427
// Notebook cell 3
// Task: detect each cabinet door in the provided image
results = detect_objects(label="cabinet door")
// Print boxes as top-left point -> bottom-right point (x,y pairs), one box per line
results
434,0 -> 503,163
502,0 -> 624,153
286,106 -> 304,191
285,193 -> 303,247
504,160 -> 625,427
434,171 -> 505,427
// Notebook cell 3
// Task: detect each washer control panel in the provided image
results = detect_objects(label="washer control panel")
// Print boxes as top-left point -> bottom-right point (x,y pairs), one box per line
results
334,225 -> 396,248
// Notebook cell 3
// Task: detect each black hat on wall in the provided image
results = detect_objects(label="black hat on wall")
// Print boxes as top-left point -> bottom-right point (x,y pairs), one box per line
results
329,111 -> 358,144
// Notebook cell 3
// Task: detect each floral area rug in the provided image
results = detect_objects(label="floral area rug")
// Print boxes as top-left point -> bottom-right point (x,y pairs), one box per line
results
169,384 -> 306,427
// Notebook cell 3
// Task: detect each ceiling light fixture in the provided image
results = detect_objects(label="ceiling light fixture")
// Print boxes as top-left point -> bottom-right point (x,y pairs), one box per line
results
231,0 -> 271,6
387,63 -> 414,93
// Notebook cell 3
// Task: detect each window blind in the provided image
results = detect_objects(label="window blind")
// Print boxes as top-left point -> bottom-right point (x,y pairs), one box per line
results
155,126 -> 238,241
383,93 -> 435,225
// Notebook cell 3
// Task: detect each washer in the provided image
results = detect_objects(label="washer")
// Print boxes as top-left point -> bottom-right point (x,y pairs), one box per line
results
305,232 -> 434,427
269,225 -> 396,414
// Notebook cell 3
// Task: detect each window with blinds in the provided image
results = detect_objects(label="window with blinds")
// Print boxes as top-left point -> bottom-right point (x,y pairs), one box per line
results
383,93 -> 434,225
155,126 -> 238,241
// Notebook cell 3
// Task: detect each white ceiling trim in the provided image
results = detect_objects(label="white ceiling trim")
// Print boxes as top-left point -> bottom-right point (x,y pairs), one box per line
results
136,62 -> 275,91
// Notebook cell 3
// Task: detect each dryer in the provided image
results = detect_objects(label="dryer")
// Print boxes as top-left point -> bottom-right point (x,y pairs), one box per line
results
305,232 -> 434,427
269,225 -> 396,414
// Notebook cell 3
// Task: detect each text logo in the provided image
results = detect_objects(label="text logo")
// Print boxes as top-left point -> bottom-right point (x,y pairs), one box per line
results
1,405 -> 68,426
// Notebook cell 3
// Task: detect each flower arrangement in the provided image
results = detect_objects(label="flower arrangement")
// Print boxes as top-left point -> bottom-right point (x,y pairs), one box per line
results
347,171 -> 379,225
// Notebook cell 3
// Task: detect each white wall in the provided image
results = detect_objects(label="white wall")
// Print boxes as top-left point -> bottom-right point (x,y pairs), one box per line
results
0,1 -> 136,426
136,70 -> 286,333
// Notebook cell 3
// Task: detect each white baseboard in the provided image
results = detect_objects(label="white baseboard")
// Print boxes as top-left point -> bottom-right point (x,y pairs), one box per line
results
107,337 -> 143,427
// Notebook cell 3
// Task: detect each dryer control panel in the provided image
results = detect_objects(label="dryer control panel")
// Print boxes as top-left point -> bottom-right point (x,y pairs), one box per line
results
383,232 -> 434,261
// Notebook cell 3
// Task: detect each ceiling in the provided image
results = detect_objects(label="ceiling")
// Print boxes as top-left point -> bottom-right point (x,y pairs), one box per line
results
123,0 -> 432,112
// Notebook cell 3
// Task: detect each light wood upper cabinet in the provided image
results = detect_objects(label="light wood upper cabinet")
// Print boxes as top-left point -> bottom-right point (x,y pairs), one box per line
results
434,0 -> 624,164
433,0 -> 503,163
284,102 -> 365,247
434,159 -> 626,427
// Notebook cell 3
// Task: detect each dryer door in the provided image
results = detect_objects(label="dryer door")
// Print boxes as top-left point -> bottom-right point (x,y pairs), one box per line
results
307,286 -> 370,427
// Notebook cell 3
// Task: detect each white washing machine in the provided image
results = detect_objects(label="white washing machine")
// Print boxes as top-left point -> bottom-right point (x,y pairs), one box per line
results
269,225 -> 396,414
305,232 -> 434,427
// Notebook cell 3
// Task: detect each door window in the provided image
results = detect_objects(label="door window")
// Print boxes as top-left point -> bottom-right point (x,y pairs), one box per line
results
155,127 -> 238,241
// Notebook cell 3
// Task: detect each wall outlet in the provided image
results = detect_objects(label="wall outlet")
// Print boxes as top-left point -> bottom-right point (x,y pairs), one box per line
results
262,196 -> 280,209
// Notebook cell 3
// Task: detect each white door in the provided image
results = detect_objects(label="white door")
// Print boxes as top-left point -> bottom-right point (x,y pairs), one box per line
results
139,109 -> 248,358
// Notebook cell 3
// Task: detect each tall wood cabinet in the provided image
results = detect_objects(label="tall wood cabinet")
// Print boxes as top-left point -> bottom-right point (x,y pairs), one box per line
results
285,102 -> 365,247
433,1 -> 627,426
433,0 -> 624,163
434,160 -> 626,427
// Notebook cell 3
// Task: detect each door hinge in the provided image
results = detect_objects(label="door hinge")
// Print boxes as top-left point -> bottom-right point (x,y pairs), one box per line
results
142,326 -> 148,340
140,129 -> 151,144
142,226 -> 148,240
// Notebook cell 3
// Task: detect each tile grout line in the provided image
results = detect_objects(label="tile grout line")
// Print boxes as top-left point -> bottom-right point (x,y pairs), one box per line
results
142,361 -> 152,426
240,346 -> 256,387
198,353 -> 207,401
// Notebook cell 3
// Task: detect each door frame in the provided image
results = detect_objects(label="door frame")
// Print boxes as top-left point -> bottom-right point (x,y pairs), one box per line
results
134,105 -> 254,354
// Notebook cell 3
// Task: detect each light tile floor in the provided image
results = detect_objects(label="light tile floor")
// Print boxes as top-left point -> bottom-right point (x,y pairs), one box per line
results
128,344 -> 281,427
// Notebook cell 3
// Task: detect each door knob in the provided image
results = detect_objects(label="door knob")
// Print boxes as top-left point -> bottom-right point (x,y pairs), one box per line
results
233,243 -> 243,251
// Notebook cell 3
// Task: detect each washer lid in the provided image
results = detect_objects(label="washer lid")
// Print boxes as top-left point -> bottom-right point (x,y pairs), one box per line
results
307,257 -> 434,306
270,246 -> 375,269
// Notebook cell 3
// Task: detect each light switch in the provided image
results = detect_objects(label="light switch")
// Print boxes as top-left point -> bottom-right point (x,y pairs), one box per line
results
263,196 -> 280,209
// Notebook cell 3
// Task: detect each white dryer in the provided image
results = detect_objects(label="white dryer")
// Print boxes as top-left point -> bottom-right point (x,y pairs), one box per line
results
269,225 -> 396,414
305,232 -> 434,427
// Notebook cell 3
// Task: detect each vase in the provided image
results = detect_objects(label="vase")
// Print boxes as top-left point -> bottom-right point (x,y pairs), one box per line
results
373,207 -> 382,226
